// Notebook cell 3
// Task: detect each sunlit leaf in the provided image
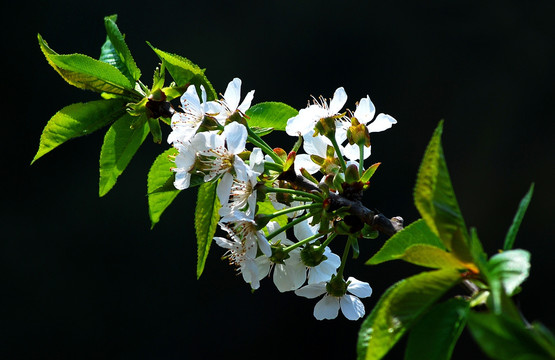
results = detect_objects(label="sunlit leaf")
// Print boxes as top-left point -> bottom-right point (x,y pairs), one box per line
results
195,181 -> 221,279
414,121 -> 467,251
99,15 -> 141,82
367,219 -> 445,265
487,249 -> 531,313
468,311 -> 555,359
503,183 -> 534,250
32,99 -> 126,164
357,269 -> 462,360
148,43 -> 217,100
245,102 -> 298,131
405,298 -> 470,360
148,147 -> 181,228
38,34 -> 135,96
99,113 -> 149,196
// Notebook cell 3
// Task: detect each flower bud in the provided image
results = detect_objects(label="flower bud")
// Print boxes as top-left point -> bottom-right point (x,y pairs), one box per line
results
300,243 -> 328,267
347,118 -> 371,147
326,274 -> 348,297
314,116 -> 337,138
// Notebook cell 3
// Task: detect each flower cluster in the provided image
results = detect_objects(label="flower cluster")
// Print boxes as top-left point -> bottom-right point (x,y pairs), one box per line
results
168,79 -> 396,320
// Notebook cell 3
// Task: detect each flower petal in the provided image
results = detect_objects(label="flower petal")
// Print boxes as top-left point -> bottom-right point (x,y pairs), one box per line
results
353,95 -> 376,124
294,154 -> 321,175
223,78 -> 242,112
343,143 -> 371,161
294,217 -> 319,241
329,87 -> 347,115
367,113 -> 397,133
238,90 -> 255,114
340,294 -> 365,320
217,172 -> 234,206
294,282 -> 327,299
223,122 -> 247,154
314,295 -> 340,320
347,277 -> 373,298
273,261 -> 306,292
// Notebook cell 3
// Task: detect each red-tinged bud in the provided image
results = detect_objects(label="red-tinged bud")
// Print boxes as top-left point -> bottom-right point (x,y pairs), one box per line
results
347,118 -> 371,147
273,148 -> 287,162
344,163 -> 360,184
314,116 -> 337,137
283,151 -> 296,172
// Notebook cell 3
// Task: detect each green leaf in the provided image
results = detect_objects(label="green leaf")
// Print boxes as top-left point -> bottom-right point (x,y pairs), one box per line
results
405,298 -> 470,360
360,162 -> 381,183
195,181 -> 221,279
367,219 -> 445,265
414,121 -> 467,251
487,249 -> 531,313
38,34 -> 135,96
245,102 -> 299,131
148,43 -> 217,100
147,148 -> 181,228
401,244 -> 468,270
99,113 -> 149,196
467,311 -> 555,360
257,201 -> 288,230
32,99 -> 127,164
357,268 -> 462,360
504,183 -> 534,250
99,15 -> 141,84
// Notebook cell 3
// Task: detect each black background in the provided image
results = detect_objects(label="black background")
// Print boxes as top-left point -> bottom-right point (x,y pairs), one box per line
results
4,1 -> 555,359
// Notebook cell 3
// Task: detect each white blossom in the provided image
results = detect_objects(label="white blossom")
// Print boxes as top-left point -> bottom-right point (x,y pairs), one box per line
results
214,78 -> 255,124
286,87 -> 348,137
167,84 -> 219,145
295,277 -> 372,320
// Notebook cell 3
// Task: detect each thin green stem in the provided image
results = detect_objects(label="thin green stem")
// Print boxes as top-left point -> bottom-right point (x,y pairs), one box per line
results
359,144 -> 365,177
267,203 -> 321,220
283,227 -> 334,253
265,186 -> 322,202
328,135 -> 347,172
336,237 -> 351,279
320,232 -> 337,248
247,127 -> 284,165
266,212 -> 313,241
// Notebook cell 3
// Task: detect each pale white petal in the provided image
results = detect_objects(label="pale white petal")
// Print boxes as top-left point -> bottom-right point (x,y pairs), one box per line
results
308,266 -> 334,284
353,96 -> 376,124
347,277 -> 373,298
232,157 -> 250,182
273,261 -> 306,292
255,256 -> 271,279
249,147 -> 264,174
173,172 -> 191,190
181,85 -> 202,113
213,236 -> 234,250
238,90 -> 255,114
343,143 -> 371,161
340,294 -> 365,320
295,154 -> 321,175
303,131 -> 329,158
329,87 -> 347,115
223,122 -> 247,154
266,221 -> 287,244
257,233 -> 272,257
217,172 -> 234,206
314,295 -> 340,320
286,114 -> 314,136
294,282 -> 327,299
294,217 -> 319,241
241,258 -> 261,289
223,78 -> 242,112
367,113 -> 397,133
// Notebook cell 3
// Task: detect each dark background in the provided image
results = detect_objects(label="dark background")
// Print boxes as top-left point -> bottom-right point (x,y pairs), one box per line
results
4,0 -> 554,359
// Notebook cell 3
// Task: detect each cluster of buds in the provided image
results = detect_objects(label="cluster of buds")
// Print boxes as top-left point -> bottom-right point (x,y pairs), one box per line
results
168,80 -> 398,320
